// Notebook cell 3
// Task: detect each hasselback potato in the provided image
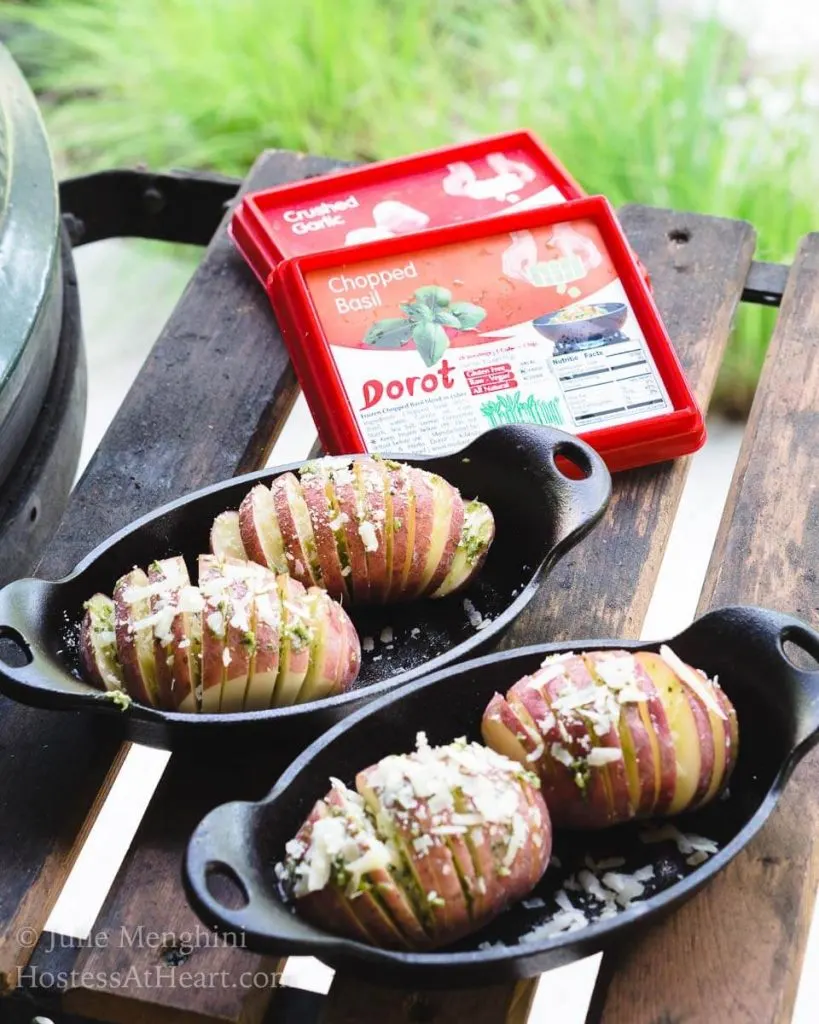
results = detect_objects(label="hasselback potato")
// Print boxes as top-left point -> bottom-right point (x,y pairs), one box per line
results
80,555 -> 360,713
276,735 -> 551,949
482,647 -> 738,829
210,456 -> 495,606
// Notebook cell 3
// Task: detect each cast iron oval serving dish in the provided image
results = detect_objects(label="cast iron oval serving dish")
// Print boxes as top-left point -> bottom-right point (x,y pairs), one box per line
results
184,605 -> 819,986
0,425 -> 610,748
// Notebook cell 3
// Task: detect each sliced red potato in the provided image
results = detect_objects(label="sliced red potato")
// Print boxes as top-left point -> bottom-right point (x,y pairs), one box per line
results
639,651 -> 705,816
79,594 -> 125,692
238,484 -> 288,574
340,608 -> 362,690
113,569 -> 160,706
210,511 -> 248,561
385,463 -> 414,602
297,589 -> 355,704
198,555 -> 229,714
431,500 -> 496,598
272,575 -> 314,706
483,648 -> 736,828
332,462 -> 371,604
402,468 -> 435,598
270,474 -> 317,589
356,770 -> 468,943
282,798 -> 379,946
279,740 -> 549,950
294,589 -> 328,706
244,577 -> 282,712
354,458 -> 390,603
219,572 -> 256,714
299,466 -> 349,602
209,458 -> 495,606
146,557 -> 194,711
421,475 -> 464,597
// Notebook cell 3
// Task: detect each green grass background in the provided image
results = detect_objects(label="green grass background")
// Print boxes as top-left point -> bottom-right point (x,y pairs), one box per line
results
4,0 -> 816,414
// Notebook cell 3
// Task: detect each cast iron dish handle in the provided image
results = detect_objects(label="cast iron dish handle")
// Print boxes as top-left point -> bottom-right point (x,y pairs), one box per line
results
0,577 -> 107,707
518,433 -> 611,567
185,801 -> 339,954
693,605 -> 819,760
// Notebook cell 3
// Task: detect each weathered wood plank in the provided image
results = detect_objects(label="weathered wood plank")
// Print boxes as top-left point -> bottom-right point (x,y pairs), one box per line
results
594,233 -> 819,1024
319,209 -> 757,1022
0,149 -> 338,1003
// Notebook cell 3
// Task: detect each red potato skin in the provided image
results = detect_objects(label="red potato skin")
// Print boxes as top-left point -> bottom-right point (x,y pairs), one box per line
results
245,585 -> 281,711
680,682 -> 716,808
113,569 -> 156,707
633,654 -> 680,816
341,610 -> 362,690
147,558 -> 190,711
323,787 -> 429,949
238,486 -> 276,570
403,469 -> 435,598
312,595 -> 358,699
356,767 -> 471,945
79,603 -> 118,691
270,475 -> 315,589
580,654 -> 633,825
287,800 -> 378,946
79,613 -> 103,689
198,555 -> 227,712
422,479 -> 465,597
386,465 -> 413,601
278,574 -> 312,687
299,471 -> 349,603
356,459 -> 390,604
220,576 -> 253,712
617,672 -> 659,817
715,684 -> 739,779
538,659 -> 613,828
333,474 -> 371,604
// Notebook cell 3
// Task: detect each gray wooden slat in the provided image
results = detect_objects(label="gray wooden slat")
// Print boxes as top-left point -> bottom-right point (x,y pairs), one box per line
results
595,233 -> 819,1024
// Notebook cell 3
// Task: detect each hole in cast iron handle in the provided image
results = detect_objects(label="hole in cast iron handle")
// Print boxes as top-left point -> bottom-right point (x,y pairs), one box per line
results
778,622 -> 819,752
548,439 -> 611,543
781,625 -> 819,674
186,801 -> 277,941
0,626 -> 33,669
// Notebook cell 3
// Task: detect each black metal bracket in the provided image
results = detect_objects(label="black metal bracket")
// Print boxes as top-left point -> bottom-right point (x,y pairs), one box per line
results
59,168 -> 241,248
741,260 -> 790,307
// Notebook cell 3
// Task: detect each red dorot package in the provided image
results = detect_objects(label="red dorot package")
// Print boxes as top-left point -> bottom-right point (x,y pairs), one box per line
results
231,131 -> 585,283
270,196 -> 704,472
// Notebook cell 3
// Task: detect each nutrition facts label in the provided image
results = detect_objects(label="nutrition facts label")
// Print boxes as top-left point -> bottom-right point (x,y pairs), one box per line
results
551,334 -> 671,431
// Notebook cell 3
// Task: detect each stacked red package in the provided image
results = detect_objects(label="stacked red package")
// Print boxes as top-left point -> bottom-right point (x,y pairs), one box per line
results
230,131 -> 703,471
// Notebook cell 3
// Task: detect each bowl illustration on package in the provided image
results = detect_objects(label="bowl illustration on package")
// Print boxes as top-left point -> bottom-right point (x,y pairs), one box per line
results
533,302 -> 629,355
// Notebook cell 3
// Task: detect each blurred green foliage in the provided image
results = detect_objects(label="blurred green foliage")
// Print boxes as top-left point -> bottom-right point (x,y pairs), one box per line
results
4,0 -> 816,414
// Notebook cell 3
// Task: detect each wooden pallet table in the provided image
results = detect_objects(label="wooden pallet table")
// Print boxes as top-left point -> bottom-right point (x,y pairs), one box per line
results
0,149 -> 816,1024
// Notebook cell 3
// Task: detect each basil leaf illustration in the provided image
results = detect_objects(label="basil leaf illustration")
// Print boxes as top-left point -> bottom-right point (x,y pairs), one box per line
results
413,285 -> 452,316
449,301 -> 487,330
363,318 -> 415,348
433,309 -> 462,328
412,321 -> 449,367
401,300 -> 433,322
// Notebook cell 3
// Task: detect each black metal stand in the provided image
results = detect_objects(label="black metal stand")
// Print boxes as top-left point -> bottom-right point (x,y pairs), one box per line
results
60,169 -> 240,247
